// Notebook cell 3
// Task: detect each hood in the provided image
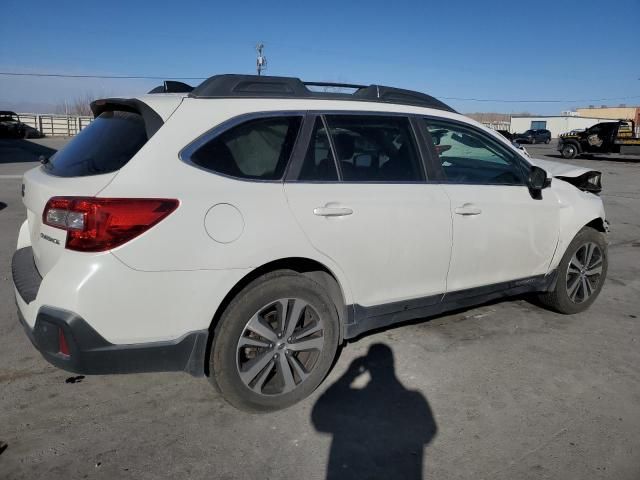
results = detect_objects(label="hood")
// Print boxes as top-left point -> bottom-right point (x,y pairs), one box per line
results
527,157 -> 595,178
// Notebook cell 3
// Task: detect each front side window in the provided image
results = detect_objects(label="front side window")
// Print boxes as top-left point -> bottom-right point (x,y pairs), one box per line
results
190,116 -> 302,180
425,119 -> 525,185
324,115 -> 424,182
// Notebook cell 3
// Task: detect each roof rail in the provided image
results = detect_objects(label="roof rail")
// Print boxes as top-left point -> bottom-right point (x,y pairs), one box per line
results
304,81 -> 367,89
148,80 -> 194,94
189,74 -> 455,113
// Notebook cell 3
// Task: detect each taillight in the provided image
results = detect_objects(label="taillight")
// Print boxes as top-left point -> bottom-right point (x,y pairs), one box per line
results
43,197 -> 179,252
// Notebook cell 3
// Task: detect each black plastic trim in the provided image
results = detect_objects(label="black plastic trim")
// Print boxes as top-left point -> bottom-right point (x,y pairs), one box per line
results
189,74 -> 456,113
18,306 -> 209,377
345,272 -> 556,339
284,113 -> 319,182
11,247 -> 42,304
148,80 -> 194,94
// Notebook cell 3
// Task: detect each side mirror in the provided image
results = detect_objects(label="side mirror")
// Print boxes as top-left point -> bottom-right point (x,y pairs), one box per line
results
528,166 -> 550,191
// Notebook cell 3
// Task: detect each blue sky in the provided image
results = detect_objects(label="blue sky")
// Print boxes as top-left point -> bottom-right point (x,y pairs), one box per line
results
1,0 -> 638,114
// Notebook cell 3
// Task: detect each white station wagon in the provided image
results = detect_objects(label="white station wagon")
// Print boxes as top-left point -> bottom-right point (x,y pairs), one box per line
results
12,74 -> 608,411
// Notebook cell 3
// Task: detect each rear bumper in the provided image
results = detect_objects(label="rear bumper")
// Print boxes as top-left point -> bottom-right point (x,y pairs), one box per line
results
12,247 -> 209,377
12,247 -> 42,304
16,305 -> 208,377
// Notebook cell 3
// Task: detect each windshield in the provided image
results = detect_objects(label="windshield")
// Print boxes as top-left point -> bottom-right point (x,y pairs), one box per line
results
44,110 -> 147,177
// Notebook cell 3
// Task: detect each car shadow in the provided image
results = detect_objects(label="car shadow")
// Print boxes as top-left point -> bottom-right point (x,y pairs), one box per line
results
0,202 -> 6,211
312,343 -> 437,480
0,139 -> 57,164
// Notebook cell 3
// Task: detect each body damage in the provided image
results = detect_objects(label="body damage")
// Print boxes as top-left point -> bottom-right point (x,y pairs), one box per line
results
527,157 -> 602,193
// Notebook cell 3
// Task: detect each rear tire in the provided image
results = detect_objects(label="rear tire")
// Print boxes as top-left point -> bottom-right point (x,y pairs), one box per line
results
538,227 -> 607,314
210,271 -> 340,412
561,143 -> 578,159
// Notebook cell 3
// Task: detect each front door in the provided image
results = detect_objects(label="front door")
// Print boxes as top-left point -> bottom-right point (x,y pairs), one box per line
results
422,118 -> 560,292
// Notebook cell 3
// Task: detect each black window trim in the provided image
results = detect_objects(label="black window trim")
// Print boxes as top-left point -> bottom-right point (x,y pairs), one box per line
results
286,110 -> 431,184
179,110 -> 306,183
419,115 -> 532,187
285,113 -> 342,182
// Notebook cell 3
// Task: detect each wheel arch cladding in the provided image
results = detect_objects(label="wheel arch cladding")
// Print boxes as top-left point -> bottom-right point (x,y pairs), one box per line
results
585,217 -> 607,233
203,257 -> 347,377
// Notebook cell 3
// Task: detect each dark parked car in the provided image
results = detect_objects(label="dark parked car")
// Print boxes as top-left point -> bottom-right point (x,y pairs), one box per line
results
513,129 -> 551,144
0,111 -> 29,138
496,129 -> 513,141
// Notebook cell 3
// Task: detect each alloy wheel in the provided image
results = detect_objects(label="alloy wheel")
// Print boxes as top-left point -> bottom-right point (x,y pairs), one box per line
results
566,242 -> 604,304
236,298 -> 325,396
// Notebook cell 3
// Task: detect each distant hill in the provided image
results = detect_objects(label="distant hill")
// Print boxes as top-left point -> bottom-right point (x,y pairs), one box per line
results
0,99 -> 58,114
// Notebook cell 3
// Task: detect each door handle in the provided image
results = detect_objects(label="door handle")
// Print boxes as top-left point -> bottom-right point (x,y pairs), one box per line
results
454,204 -> 482,216
313,206 -> 353,217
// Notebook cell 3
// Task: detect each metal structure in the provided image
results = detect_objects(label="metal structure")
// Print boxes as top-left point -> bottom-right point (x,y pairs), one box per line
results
256,43 -> 267,76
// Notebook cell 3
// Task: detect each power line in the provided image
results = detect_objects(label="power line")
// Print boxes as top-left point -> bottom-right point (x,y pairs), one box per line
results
438,95 -> 640,103
0,71 -> 638,104
0,72 -> 206,80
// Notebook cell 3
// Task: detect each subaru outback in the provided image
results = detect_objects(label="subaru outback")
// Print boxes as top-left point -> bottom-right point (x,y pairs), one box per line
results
12,74 -> 608,411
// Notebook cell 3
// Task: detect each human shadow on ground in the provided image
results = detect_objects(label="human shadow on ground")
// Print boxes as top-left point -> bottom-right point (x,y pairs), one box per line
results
312,343 -> 437,480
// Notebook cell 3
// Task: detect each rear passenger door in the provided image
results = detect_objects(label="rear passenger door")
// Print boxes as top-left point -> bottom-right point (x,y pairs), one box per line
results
284,113 -> 452,309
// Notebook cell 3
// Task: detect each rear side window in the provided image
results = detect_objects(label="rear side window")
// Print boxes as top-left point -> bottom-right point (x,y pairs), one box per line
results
44,111 -> 147,177
324,115 -> 424,182
190,116 -> 302,180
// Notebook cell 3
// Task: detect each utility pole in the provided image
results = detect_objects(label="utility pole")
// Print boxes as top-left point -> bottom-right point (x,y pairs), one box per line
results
256,43 -> 267,76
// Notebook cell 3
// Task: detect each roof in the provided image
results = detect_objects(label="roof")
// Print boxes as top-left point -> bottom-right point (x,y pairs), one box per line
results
185,74 -> 456,113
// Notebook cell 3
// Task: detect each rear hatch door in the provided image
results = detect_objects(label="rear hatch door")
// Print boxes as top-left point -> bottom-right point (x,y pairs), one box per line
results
23,107 -> 152,276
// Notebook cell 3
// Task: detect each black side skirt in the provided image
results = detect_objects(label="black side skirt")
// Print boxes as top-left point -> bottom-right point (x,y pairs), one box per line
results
345,272 -> 557,339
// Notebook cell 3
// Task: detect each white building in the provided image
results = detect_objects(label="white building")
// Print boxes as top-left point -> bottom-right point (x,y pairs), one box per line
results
510,115 -> 612,138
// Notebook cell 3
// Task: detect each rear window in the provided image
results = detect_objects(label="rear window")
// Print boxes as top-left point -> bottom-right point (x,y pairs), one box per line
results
44,111 -> 147,177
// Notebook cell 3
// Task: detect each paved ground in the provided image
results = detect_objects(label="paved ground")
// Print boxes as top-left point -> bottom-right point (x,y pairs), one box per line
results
0,138 -> 639,479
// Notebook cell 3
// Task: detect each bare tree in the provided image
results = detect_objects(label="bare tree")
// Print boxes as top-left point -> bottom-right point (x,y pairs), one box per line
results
55,93 -> 95,116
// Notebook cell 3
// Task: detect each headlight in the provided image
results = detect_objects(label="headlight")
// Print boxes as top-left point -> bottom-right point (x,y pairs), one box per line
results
587,172 -> 602,189
557,171 -> 602,194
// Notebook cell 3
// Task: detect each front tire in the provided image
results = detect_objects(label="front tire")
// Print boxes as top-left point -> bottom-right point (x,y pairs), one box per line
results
545,138 -> 550,144
538,227 -> 607,314
561,143 -> 578,159
210,271 -> 340,412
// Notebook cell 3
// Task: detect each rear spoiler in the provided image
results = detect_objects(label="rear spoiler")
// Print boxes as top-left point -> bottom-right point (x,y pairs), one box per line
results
90,98 -> 164,139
